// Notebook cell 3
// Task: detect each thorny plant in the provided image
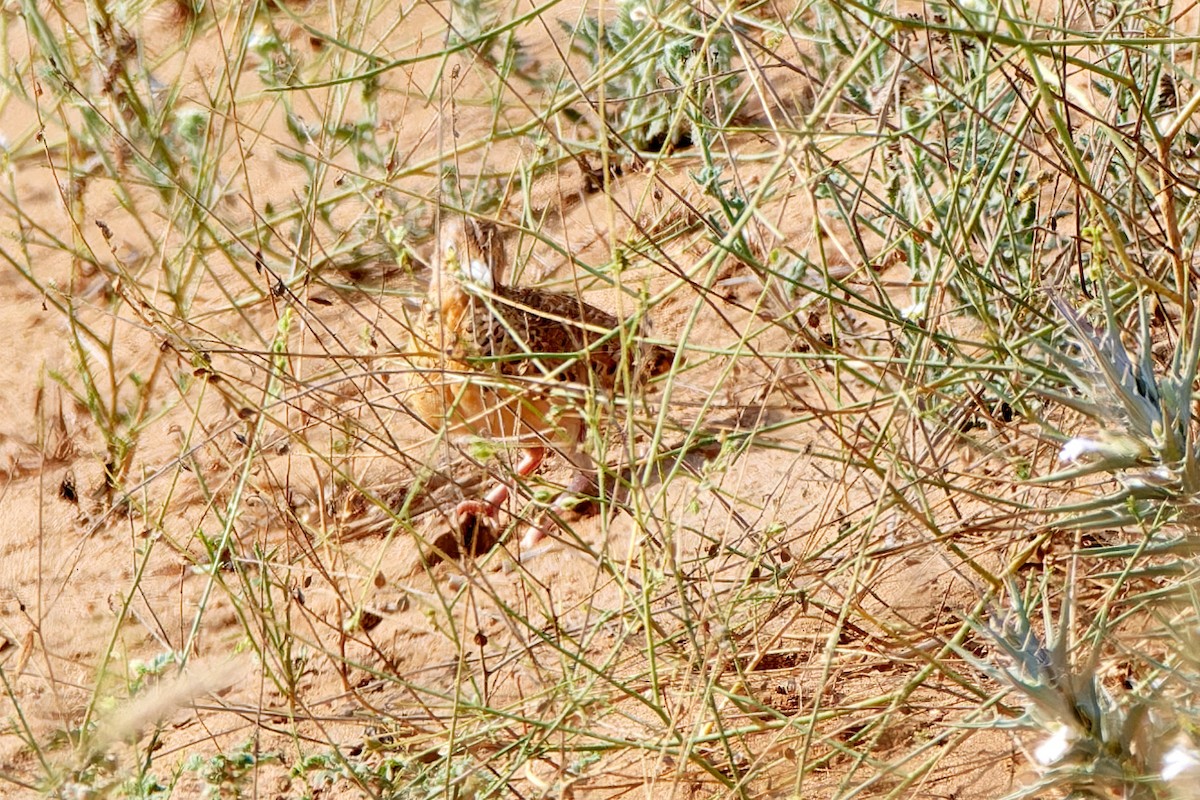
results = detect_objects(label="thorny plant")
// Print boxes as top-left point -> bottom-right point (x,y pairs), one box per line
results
960,577 -> 1200,799
1037,291 -> 1200,532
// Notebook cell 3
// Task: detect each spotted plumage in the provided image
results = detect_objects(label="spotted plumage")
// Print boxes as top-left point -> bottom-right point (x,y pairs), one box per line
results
408,218 -> 670,439
405,216 -> 673,544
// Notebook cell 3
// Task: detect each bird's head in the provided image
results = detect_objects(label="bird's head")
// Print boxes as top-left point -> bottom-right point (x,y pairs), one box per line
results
433,217 -> 503,295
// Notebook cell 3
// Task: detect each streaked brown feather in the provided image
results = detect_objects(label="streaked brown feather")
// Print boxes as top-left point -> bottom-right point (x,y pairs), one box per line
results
405,218 -> 672,444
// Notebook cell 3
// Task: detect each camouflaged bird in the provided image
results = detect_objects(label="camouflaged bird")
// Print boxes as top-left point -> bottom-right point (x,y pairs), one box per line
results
405,216 -> 674,545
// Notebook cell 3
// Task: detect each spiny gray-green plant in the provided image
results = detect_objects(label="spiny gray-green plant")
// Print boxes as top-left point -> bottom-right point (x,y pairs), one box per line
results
562,0 -> 741,154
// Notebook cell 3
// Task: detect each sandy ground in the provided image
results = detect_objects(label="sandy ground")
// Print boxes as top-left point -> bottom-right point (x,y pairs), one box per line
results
0,2 -> 1033,797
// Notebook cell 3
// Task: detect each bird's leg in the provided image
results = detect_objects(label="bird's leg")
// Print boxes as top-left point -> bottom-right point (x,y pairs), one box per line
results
519,469 -> 599,550
555,469 -> 600,518
517,446 -> 547,472
455,446 -> 546,534
555,432 -> 602,520
519,438 -> 600,550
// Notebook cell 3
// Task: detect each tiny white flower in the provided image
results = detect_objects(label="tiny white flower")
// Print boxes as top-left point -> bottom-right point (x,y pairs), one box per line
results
629,5 -> 648,22
1162,742 -> 1200,781
59,782 -> 94,800
899,300 -> 926,320
1059,437 -> 1103,464
961,0 -> 991,11
1034,723 -> 1074,766
1151,466 -> 1175,481
248,27 -> 281,56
